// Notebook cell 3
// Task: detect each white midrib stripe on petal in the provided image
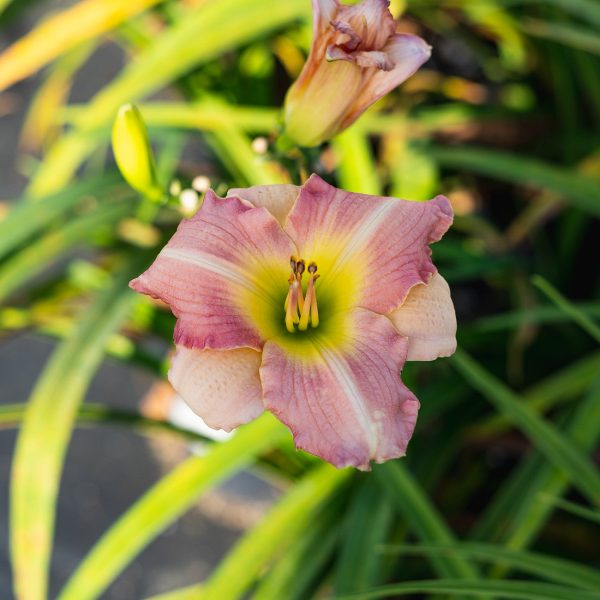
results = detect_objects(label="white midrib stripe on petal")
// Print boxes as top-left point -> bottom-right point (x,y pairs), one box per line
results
161,247 -> 259,293
330,199 -> 396,277
320,346 -> 378,457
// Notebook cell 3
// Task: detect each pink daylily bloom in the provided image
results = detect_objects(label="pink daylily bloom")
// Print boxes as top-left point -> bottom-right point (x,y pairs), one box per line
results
282,0 -> 431,147
130,175 -> 456,470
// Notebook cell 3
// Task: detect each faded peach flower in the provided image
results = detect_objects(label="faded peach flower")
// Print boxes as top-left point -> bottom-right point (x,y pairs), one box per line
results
282,0 -> 431,147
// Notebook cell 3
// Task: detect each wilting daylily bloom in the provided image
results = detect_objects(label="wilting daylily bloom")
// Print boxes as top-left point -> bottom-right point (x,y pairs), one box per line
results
130,175 -> 456,469
282,0 -> 431,147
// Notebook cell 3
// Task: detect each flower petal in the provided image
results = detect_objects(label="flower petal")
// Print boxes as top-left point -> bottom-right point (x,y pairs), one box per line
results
327,46 -> 393,70
335,0 -> 396,50
389,273 -> 457,361
285,174 -> 453,315
227,184 -> 300,227
169,345 -> 264,432
261,308 -> 419,470
340,33 -> 431,129
313,0 -> 339,37
130,190 -> 295,350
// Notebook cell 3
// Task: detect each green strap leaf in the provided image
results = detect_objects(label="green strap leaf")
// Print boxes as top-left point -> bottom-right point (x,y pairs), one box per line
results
10,256 -> 144,600
57,414 -> 289,600
531,275 -> 600,344
472,377 -> 600,548
0,174 -> 121,259
452,349 -> 600,506
28,0 -> 310,197
200,463 -> 351,600
331,578 -> 600,600
380,543 -> 600,591
374,462 -> 481,580
332,126 -> 382,195
334,480 -> 394,594
428,145 -> 600,217
0,201 -> 132,302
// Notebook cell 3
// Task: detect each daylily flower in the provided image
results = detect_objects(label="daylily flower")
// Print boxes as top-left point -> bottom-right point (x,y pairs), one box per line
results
281,0 -> 431,147
130,175 -> 456,469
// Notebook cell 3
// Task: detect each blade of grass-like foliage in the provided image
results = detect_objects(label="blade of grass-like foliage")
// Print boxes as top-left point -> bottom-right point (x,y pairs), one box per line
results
452,349 -> 600,506
28,0 -> 310,197
412,0 -> 600,30
461,1 -> 527,70
0,0 -> 12,15
331,579 -> 600,600
374,462 -> 480,580
535,0 -> 600,29
0,201 -> 133,302
204,122 -> 287,186
146,586 -> 203,600
200,464 -> 351,600
432,239 -> 518,283
539,495 -> 600,525
380,543 -> 600,590
0,174 -> 122,258
364,104 -> 515,136
523,19 -> 600,55
150,513 -> 341,600
62,102 -> 280,134
428,145 -> 600,217
252,496 -> 343,600
20,41 -> 96,152
10,256 -> 145,600
471,376 -> 600,546
332,126 -> 382,195
57,414 -> 289,600
0,403 -> 211,443
334,479 -> 393,595
479,375 -> 600,575
470,304 -> 600,332
469,351 -> 600,439
0,0 -> 162,92
532,275 -> 600,343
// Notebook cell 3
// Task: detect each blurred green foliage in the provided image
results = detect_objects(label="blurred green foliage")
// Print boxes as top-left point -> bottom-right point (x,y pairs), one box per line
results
0,0 -> 599,599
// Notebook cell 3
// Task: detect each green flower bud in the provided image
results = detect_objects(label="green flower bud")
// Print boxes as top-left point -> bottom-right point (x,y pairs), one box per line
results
112,103 -> 161,201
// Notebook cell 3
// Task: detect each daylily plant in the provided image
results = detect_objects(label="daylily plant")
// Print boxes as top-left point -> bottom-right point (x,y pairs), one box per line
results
130,175 -> 456,469
282,0 -> 431,147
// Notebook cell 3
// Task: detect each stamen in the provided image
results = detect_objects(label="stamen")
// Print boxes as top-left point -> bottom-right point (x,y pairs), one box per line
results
298,278 -> 313,331
285,280 -> 300,333
284,273 -> 294,312
298,263 -> 319,331
285,258 -> 320,332
296,259 -> 305,312
310,273 -> 320,328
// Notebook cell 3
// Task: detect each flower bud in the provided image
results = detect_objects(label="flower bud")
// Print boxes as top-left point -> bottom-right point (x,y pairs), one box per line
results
112,103 -> 161,201
282,0 -> 431,147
